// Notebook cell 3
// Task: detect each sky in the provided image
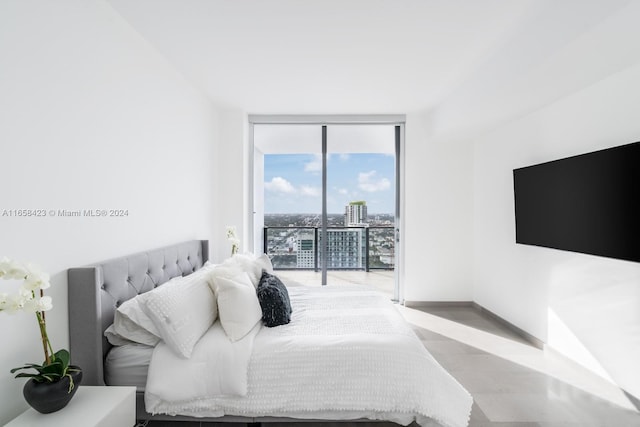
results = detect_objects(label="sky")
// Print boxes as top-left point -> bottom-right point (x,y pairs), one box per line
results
264,153 -> 395,214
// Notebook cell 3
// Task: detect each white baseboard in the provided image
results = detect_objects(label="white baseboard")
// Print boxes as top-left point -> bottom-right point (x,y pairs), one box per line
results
403,300 -> 544,349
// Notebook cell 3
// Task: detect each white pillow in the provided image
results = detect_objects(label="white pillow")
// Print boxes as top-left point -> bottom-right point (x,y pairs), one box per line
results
225,254 -> 256,279
226,253 -> 274,288
254,253 -> 274,285
106,263 -> 217,348
212,271 -> 262,342
104,324 -> 135,346
111,289 -> 167,346
141,269 -> 217,358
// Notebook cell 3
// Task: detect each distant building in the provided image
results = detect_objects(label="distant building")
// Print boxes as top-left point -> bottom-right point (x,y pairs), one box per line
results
296,231 -> 316,268
295,228 -> 365,269
378,247 -> 395,266
320,228 -> 365,269
345,201 -> 368,226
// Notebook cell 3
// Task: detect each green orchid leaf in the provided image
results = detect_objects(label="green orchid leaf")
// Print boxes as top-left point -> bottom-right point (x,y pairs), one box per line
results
10,364 -> 42,374
40,361 -> 63,375
10,353 -> 73,383
53,349 -> 70,370
13,373 -> 38,379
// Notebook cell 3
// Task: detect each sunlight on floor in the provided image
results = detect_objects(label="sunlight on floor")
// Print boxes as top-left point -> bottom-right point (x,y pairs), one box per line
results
396,305 -> 637,412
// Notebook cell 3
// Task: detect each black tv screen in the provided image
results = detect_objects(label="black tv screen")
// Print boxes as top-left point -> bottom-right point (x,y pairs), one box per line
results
513,141 -> 640,263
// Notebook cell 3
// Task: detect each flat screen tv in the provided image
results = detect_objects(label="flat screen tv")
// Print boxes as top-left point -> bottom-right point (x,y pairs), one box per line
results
513,141 -> 640,263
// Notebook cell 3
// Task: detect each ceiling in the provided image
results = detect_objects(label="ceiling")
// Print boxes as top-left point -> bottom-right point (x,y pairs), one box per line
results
107,0 -> 637,134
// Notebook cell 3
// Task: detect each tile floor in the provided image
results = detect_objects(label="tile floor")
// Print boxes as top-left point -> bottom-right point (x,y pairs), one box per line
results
142,304 -> 640,427
402,305 -> 640,427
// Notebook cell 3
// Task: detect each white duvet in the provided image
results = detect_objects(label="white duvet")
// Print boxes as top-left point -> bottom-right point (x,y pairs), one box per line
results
145,286 -> 472,427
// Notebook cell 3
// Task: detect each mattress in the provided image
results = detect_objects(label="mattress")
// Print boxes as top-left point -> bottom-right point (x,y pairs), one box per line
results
104,343 -> 153,390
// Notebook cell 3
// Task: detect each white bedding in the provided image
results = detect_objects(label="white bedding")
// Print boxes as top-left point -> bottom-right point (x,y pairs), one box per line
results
145,286 -> 472,427
105,343 -> 154,390
146,319 -> 260,402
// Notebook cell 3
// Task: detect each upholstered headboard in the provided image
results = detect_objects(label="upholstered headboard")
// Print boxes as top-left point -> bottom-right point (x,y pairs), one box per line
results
67,240 -> 208,385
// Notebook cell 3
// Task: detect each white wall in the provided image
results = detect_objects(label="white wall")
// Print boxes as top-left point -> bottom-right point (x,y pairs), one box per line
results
473,61 -> 640,400
0,0 -> 219,422
211,109 -> 249,262
403,113 -> 474,302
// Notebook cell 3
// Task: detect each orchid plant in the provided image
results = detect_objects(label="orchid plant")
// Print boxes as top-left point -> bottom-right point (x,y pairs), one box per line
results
226,225 -> 240,256
0,258 -> 77,392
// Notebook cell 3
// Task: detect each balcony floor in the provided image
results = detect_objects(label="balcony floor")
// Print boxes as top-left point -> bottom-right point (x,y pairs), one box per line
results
275,269 -> 395,299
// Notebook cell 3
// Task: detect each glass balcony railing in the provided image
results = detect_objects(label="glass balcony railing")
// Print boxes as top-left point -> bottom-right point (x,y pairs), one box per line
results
263,226 -> 395,271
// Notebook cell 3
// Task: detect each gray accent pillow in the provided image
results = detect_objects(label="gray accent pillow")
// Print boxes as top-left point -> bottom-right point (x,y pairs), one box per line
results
256,271 -> 292,327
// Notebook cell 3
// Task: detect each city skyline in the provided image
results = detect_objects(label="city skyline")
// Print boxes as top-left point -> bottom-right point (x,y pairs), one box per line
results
264,153 -> 395,214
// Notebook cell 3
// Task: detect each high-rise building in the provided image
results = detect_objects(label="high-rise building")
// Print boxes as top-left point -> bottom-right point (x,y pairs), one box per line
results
320,228 -> 365,269
295,228 -> 366,269
296,231 -> 316,268
345,201 -> 368,226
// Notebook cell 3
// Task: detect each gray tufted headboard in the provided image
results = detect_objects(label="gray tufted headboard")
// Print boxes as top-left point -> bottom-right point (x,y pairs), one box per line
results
67,240 -> 208,386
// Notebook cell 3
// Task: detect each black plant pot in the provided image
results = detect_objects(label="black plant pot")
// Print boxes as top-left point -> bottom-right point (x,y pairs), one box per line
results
23,366 -> 83,414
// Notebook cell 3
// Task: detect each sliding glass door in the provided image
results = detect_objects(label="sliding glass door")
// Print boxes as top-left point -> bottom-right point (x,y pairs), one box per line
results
252,119 -> 402,301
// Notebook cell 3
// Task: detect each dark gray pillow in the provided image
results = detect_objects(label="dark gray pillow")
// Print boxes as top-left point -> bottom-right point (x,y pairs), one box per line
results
256,271 -> 292,327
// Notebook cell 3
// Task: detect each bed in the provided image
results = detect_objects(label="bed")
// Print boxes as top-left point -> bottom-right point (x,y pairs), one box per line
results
68,240 -> 472,426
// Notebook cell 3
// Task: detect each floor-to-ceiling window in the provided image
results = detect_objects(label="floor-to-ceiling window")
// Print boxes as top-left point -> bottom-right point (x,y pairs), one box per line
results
250,116 -> 404,301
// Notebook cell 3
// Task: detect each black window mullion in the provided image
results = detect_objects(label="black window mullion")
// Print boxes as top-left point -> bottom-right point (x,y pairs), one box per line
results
321,125 -> 328,286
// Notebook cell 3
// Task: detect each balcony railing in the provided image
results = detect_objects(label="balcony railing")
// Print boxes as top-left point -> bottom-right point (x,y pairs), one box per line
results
263,226 -> 395,271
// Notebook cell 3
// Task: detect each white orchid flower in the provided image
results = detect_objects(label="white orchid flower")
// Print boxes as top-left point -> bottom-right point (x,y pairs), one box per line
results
23,263 -> 51,291
24,295 -> 53,313
18,286 -> 33,299
226,225 -> 237,239
0,258 -> 27,280
23,298 -> 38,313
5,294 -> 26,314
226,226 -> 240,255
0,257 -> 10,278
37,295 -> 53,311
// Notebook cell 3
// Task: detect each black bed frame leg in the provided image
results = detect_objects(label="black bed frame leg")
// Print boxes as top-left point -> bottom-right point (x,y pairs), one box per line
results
248,422 -> 262,427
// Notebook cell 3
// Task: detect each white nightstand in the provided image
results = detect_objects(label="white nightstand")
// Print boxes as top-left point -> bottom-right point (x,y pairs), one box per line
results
6,386 -> 136,427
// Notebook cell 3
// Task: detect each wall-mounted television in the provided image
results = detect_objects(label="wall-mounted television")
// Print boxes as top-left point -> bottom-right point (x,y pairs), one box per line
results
513,141 -> 640,263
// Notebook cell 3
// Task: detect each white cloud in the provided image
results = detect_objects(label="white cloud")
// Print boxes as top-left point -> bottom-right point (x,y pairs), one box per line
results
304,154 -> 323,172
304,154 -> 336,172
300,185 -> 320,197
264,177 -> 296,193
339,153 -> 350,161
358,170 -> 391,192
265,177 -> 321,198
338,188 -> 349,195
